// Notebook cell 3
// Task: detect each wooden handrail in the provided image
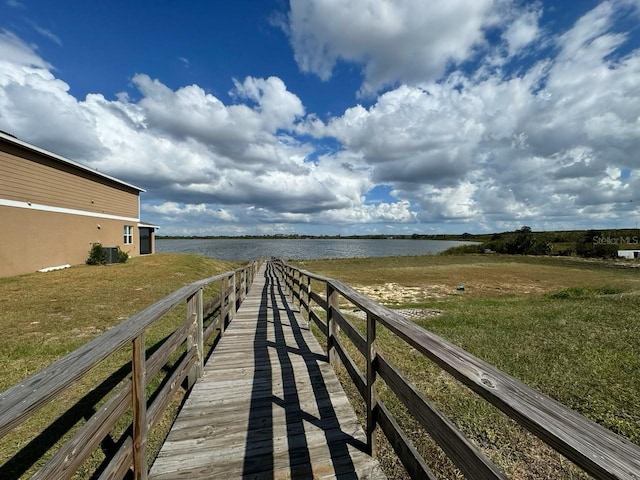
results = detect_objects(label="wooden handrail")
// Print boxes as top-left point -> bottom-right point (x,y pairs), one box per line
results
0,259 -> 261,479
272,258 -> 640,480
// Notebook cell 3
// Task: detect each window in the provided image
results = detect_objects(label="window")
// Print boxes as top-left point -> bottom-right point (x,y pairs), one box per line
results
123,225 -> 133,245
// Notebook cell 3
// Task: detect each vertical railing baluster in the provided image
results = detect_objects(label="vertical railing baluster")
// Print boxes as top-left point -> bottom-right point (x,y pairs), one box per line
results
242,268 -> 247,298
306,275 -> 312,323
230,273 -> 237,319
366,312 -> 378,456
187,289 -> 204,389
288,267 -> 293,294
326,283 -> 340,368
221,275 -> 229,333
132,334 -> 147,480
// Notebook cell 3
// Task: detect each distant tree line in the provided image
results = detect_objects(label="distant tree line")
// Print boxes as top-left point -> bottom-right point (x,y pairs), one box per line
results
157,233 -> 477,241
442,227 -> 640,258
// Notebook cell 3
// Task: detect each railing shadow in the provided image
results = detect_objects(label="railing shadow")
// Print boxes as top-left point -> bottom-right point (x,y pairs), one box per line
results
242,262 -> 364,478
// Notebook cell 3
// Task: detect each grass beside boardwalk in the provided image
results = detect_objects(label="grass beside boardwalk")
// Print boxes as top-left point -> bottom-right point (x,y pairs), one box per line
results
0,253 -> 241,479
294,254 -> 640,479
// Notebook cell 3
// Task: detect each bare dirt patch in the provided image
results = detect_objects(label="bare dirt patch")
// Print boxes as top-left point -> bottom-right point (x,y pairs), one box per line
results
355,282 -> 454,303
347,307 -> 443,321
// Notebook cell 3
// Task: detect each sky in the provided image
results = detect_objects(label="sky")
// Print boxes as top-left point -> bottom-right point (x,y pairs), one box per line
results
1,0 -> 640,236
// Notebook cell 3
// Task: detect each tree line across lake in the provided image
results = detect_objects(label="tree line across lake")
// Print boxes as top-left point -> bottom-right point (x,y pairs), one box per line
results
442,227 -> 640,258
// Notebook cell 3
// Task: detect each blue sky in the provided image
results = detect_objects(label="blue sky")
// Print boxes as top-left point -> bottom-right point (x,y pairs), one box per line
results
1,0 -> 639,235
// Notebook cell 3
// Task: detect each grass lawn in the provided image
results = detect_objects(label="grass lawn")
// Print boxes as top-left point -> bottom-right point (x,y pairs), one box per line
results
294,254 -> 640,479
0,253 -> 241,479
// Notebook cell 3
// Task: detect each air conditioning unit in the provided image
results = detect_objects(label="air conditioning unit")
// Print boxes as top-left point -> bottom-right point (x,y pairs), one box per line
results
104,247 -> 119,264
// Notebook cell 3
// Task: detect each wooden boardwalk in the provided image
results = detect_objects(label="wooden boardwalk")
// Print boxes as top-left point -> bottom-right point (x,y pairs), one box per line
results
149,262 -> 386,479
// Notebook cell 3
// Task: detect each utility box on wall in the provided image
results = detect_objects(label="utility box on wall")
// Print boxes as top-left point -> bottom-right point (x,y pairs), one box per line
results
104,247 -> 119,264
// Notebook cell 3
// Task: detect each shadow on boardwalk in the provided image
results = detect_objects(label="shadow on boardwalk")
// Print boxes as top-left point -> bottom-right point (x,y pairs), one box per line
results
149,261 -> 385,480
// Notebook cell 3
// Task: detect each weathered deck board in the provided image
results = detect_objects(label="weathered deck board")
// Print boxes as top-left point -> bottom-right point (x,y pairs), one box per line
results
149,263 -> 386,480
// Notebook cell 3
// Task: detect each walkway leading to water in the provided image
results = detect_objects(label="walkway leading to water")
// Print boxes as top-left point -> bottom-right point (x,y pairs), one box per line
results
149,262 -> 386,479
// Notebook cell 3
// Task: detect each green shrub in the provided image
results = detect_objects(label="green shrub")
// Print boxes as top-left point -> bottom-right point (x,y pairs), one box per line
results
553,247 -> 575,256
86,243 -> 108,265
86,243 -> 128,265
117,248 -> 129,263
550,286 -> 623,299
597,286 -> 623,295
440,244 -> 483,255
550,287 -> 589,299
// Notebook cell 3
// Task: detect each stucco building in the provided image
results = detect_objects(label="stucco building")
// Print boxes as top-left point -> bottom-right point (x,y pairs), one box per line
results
0,131 -> 157,277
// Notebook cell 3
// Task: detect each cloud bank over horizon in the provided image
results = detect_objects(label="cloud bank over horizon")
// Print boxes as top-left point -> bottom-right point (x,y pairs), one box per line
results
1,0 -> 640,235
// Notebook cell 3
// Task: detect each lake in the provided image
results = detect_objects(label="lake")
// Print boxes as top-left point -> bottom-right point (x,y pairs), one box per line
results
156,238 -> 473,261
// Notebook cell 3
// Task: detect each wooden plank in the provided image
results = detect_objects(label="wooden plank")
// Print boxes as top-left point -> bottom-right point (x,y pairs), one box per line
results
377,353 -> 507,479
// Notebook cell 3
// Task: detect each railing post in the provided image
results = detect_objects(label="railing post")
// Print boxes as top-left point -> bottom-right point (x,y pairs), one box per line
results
132,334 -> 148,480
230,273 -> 237,319
305,275 -> 311,325
242,268 -> 247,297
306,275 -> 312,323
187,289 -> 204,389
366,312 -> 378,456
284,266 -> 289,292
221,275 -> 229,333
326,283 -> 340,368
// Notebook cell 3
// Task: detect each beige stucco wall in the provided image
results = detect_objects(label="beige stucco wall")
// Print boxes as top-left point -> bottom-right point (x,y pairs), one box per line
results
0,206 -> 139,277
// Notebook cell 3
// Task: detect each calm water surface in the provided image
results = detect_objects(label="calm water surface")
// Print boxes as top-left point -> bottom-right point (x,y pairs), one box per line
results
156,238 -> 473,262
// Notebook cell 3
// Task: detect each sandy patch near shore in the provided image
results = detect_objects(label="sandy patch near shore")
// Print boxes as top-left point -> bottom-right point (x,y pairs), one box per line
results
355,282 -> 453,304
346,307 -> 443,320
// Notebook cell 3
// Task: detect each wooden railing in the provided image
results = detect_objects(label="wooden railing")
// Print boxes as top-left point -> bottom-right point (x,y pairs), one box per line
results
0,260 -> 261,480
272,258 -> 640,480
